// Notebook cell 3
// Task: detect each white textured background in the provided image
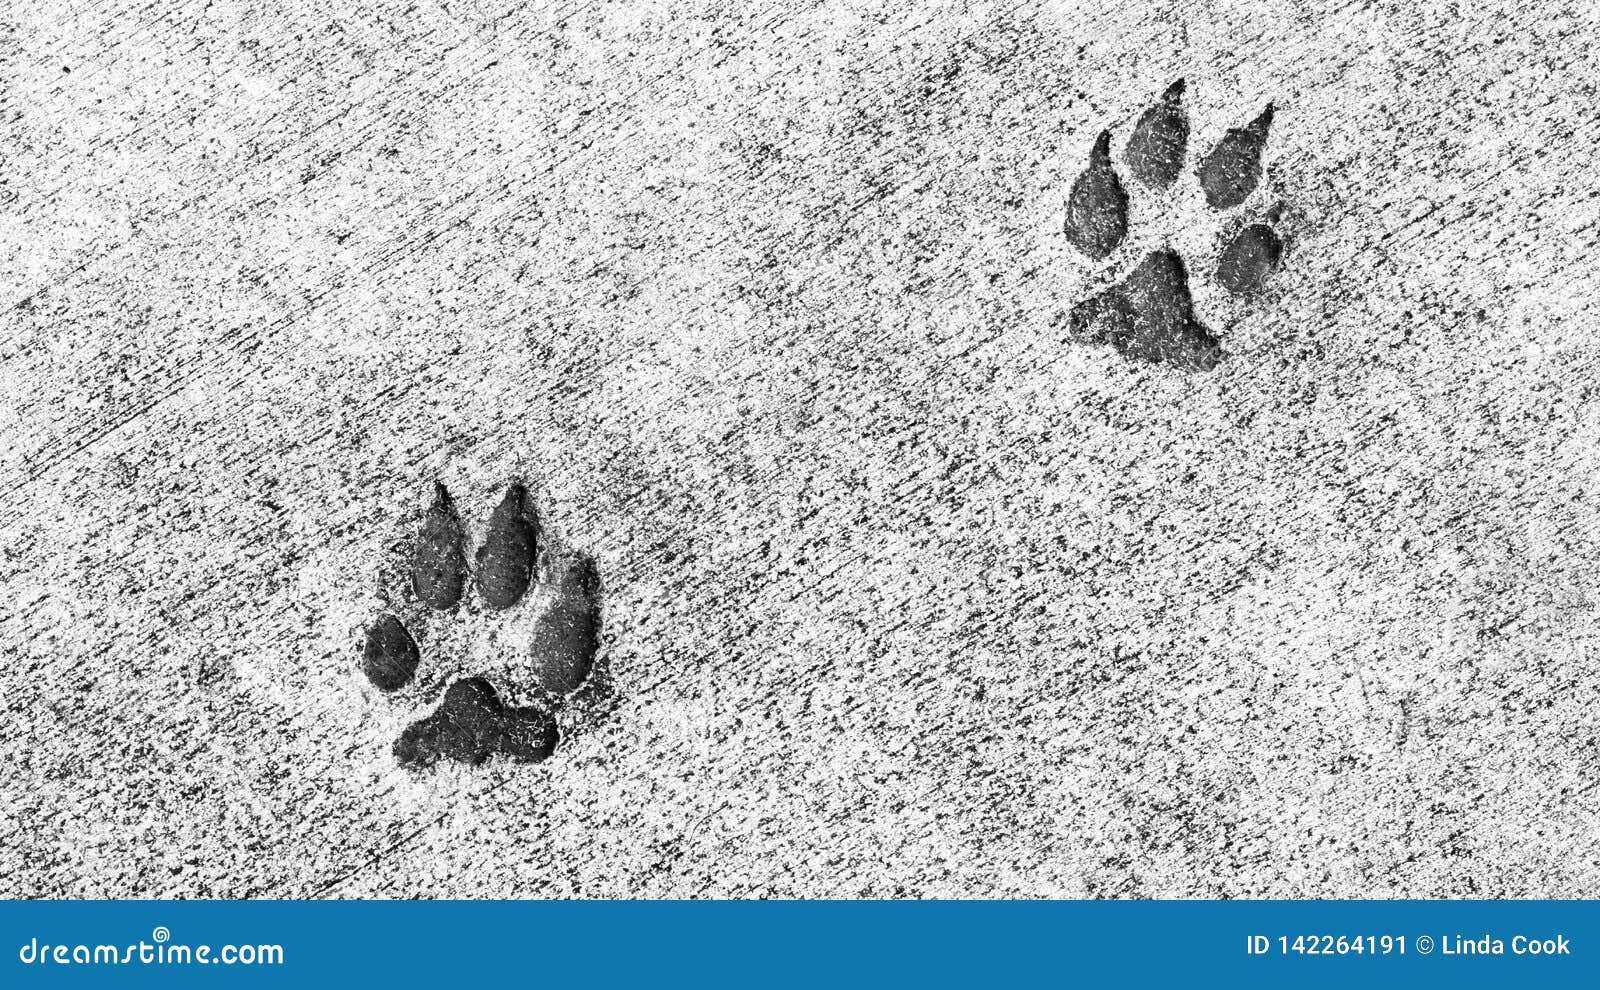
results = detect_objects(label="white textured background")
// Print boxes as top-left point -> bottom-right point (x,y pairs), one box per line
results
2,0 -> 1599,897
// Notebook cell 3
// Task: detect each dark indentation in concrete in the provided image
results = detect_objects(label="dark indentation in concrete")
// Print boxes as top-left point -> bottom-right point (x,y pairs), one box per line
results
1064,130 -> 1129,259
1216,223 -> 1283,295
411,482 -> 467,610
1124,79 -> 1188,189
1197,104 -> 1272,210
530,553 -> 601,694
394,676 -> 558,767
1069,249 -> 1222,371
475,483 -> 538,609
361,614 -> 419,692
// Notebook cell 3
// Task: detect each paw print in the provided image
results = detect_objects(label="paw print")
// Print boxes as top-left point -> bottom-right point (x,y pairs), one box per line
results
359,482 -> 604,769
1065,80 -> 1284,371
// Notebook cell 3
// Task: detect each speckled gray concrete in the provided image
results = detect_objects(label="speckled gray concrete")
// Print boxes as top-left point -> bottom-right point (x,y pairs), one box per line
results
2,0 -> 1599,898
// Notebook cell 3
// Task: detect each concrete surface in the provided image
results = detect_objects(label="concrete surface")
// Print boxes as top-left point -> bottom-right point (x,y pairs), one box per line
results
2,0 -> 1599,897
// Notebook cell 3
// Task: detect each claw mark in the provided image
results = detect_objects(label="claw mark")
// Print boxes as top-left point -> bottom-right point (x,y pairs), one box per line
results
475,483 -> 538,609
1069,249 -> 1221,371
1065,130 -> 1129,259
1123,79 -> 1188,189
1197,104 -> 1273,210
1216,222 -> 1283,296
394,677 -> 558,767
362,615 -> 419,692
412,482 -> 467,610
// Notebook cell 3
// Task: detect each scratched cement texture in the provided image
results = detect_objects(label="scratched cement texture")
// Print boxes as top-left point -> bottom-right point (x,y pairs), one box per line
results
2,0 -> 1599,897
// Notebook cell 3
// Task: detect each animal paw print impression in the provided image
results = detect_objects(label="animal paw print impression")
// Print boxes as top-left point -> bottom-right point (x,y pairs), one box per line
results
360,482 -> 603,769
1065,81 -> 1284,371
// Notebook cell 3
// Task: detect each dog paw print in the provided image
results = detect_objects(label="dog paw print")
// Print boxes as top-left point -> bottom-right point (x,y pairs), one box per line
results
1065,81 -> 1284,371
359,482 -> 604,769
